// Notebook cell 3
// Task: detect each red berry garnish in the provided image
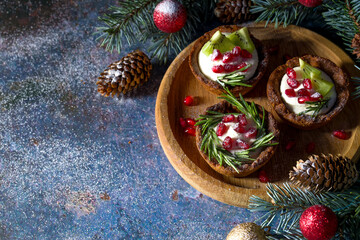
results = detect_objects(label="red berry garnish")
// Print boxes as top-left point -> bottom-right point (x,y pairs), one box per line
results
238,114 -> 248,126
298,96 -> 311,104
286,68 -> 297,79
332,130 -> 349,140
216,123 -> 228,136
222,136 -> 233,150
211,49 -> 223,61
297,88 -> 310,97
234,123 -> 246,133
245,127 -> 257,139
240,49 -> 252,58
303,78 -> 312,89
306,142 -> 315,153
236,139 -> 250,149
258,170 -> 269,183
184,126 -> 196,136
285,140 -> 296,151
212,65 -> 225,73
183,96 -> 194,106
310,92 -> 323,102
222,114 -> 235,122
236,62 -> 248,71
186,118 -> 196,126
222,52 -> 234,63
179,117 -> 187,128
287,78 -> 300,88
224,64 -> 236,73
269,45 -> 279,55
285,89 -> 296,97
232,46 -> 241,56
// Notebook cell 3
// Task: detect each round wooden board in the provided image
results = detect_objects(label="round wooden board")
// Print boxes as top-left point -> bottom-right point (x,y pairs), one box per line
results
155,23 -> 360,208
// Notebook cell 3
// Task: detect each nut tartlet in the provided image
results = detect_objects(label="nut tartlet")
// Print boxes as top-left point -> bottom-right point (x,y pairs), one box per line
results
195,98 -> 279,177
189,25 -> 269,96
267,55 -> 349,130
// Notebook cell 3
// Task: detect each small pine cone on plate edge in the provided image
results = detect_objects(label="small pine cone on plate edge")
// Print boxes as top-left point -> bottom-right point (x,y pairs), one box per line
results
289,154 -> 358,192
351,33 -> 360,59
214,0 -> 254,24
96,50 -> 152,97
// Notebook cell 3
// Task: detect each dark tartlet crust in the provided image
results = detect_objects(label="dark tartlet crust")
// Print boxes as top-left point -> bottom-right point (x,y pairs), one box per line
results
189,25 -> 269,96
195,101 -> 280,177
267,55 -> 349,130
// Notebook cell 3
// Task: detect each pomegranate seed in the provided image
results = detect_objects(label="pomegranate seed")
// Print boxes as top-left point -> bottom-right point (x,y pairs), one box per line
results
224,64 -> 236,73
211,49 -> 223,61
222,52 -> 234,63
216,123 -> 228,136
298,96 -> 311,104
186,118 -> 196,126
183,96 -> 194,106
222,136 -> 233,150
303,78 -> 312,89
238,114 -> 248,126
234,123 -> 246,133
232,46 -> 242,56
240,49 -> 252,58
285,89 -> 296,97
285,140 -> 296,151
287,78 -> 300,88
237,62 -> 248,71
306,142 -> 315,153
269,45 -> 279,55
258,170 -> 269,183
184,126 -> 196,136
236,139 -> 250,149
286,68 -> 297,79
297,88 -> 310,97
212,65 -> 225,73
310,92 -> 323,102
179,117 -> 187,128
245,127 -> 257,139
332,130 -> 348,140
222,114 -> 235,122
283,54 -> 292,62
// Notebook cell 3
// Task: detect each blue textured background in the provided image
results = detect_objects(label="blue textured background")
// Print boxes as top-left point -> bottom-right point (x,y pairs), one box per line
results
0,1 -> 266,239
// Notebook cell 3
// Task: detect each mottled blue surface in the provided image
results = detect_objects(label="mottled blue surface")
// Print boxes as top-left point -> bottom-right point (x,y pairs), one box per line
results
0,1 -> 263,239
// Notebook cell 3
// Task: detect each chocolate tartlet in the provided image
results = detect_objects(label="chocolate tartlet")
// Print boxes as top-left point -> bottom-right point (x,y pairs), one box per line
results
189,25 -> 269,96
267,55 -> 349,130
195,100 -> 280,177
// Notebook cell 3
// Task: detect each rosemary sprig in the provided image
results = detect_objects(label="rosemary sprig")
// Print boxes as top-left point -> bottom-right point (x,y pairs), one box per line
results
299,98 -> 330,118
216,64 -> 253,88
196,90 -> 278,172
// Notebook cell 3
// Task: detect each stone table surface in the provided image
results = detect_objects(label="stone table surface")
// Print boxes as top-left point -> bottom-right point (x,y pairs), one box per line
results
0,1 -> 343,239
0,1 -> 264,239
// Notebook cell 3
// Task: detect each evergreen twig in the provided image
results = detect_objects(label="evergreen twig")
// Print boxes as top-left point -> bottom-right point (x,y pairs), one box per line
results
298,98 -> 330,118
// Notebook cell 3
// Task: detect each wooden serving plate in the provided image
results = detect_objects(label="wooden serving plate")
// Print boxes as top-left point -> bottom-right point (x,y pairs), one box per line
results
155,23 -> 360,207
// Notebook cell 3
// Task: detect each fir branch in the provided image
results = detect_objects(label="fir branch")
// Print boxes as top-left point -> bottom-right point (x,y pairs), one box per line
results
250,0 -> 320,27
353,65 -> 360,99
322,0 -> 360,63
298,98 -> 330,118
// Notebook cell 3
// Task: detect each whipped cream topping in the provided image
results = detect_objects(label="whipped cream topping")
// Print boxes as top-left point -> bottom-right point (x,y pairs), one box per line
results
280,67 -> 337,115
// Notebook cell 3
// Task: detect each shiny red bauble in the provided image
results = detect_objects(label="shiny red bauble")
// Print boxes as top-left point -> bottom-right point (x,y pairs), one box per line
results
153,0 -> 187,33
298,0 -> 323,7
299,205 -> 338,240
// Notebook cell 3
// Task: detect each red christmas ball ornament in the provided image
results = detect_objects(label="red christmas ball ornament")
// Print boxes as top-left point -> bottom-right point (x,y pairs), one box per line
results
298,0 -> 323,7
153,0 -> 187,33
299,205 -> 338,240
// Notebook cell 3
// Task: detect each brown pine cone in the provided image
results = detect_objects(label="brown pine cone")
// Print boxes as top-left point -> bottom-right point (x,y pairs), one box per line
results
214,0 -> 254,24
96,50 -> 152,97
289,154 -> 358,192
351,33 -> 360,59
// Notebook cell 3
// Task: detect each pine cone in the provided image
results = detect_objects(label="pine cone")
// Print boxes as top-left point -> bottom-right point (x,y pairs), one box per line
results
214,0 -> 254,24
96,50 -> 152,97
351,33 -> 360,59
289,154 -> 358,192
